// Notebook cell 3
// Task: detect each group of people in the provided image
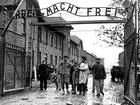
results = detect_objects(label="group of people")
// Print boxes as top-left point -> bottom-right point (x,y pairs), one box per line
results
111,66 -> 124,83
38,56 -> 106,97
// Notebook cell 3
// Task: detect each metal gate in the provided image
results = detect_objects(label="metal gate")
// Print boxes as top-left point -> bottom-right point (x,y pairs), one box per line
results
123,2 -> 138,104
4,48 -> 25,91
0,29 -> 26,95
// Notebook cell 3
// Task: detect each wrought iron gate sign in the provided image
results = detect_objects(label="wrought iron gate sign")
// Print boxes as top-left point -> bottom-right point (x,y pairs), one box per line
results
8,2 -> 117,19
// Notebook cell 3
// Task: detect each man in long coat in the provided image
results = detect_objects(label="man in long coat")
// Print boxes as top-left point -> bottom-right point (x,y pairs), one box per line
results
38,60 -> 49,91
92,58 -> 106,97
57,56 -> 72,95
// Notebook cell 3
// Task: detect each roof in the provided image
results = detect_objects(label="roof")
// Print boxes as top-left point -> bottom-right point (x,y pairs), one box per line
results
44,17 -> 66,23
0,0 -> 17,5
70,35 -> 81,44
81,49 -> 97,58
70,35 -> 83,49
0,0 -> 44,22
35,17 -> 73,29
0,0 -> 40,7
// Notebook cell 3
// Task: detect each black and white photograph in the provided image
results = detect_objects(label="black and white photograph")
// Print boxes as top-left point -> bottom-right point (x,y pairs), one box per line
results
0,0 -> 139,105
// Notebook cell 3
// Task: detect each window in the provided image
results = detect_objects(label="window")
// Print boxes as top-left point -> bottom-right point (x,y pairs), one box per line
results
32,50 -> 34,65
38,52 -> 41,65
46,29 -> 49,45
50,55 -> 53,65
59,36 -> 62,50
59,56 -> 61,62
32,26 -> 35,40
27,1 -> 33,9
45,53 -> 48,64
55,35 -> 58,48
50,33 -> 53,47
55,56 -> 57,65
38,27 -> 42,43
74,47 -> 76,56
70,44 -> 72,55
72,46 -> 73,55
77,48 -> 79,57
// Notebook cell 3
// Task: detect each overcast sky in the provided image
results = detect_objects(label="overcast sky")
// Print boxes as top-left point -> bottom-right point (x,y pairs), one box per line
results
38,0 -> 124,70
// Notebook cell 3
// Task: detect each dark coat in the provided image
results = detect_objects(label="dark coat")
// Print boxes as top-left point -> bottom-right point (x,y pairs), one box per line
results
38,64 -> 49,78
92,63 -> 106,79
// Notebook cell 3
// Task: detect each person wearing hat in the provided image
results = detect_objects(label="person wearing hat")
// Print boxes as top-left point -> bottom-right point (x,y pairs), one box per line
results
78,56 -> 89,95
92,58 -> 106,97
57,56 -> 72,95
38,60 -> 50,91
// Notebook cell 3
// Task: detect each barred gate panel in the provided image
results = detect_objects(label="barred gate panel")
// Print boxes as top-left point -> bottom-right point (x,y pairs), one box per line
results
124,33 -> 136,103
0,38 -> 4,95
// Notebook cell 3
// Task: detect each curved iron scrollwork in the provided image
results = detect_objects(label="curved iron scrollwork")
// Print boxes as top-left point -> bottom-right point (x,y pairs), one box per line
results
8,2 -> 121,19
43,2 -> 117,17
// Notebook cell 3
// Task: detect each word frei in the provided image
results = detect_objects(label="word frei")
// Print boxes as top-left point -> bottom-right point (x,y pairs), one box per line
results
8,2 -> 117,19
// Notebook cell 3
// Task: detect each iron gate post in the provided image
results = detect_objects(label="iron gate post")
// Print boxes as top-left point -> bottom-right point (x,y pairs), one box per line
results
135,0 -> 139,104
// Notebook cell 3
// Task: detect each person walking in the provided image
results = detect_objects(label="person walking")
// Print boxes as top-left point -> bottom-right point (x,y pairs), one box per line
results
91,65 -> 95,93
70,59 -> 74,92
92,58 -> 106,97
71,59 -> 79,94
79,56 -> 89,95
38,60 -> 49,91
51,68 -> 61,90
57,56 -> 72,95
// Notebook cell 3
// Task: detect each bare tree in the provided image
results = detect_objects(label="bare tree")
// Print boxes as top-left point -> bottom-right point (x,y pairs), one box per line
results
98,24 -> 124,47
97,0 -> 126,48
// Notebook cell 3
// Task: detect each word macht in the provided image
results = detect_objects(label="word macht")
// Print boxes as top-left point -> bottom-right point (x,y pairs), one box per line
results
8,2 -> 117,19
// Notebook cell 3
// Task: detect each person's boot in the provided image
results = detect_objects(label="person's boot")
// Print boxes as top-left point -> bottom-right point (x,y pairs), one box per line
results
96,93 -> 100,97
83,91 -> 86,95
100,91 -> 104,96
92,89 -> 95,93
67,89 -> 70,94
72,90 -> 76,94
61,90 -> 65,95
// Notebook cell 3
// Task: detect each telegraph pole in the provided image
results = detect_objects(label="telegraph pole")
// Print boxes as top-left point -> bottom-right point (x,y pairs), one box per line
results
135,0 -> 139,104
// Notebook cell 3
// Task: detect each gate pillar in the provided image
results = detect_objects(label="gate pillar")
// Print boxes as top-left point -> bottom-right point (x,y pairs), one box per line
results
123,0 -> 139,104
0,36 -> 4,96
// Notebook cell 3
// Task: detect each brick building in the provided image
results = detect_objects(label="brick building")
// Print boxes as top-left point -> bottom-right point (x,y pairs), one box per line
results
69,35 -> 83,63
32,17 -> 73,80
33,17 -> 73,66
0,0 -> 44,95
0,0 -> 95,95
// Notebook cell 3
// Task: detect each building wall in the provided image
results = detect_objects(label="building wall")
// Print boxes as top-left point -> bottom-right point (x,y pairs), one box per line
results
0,0 -> 41,92
69,40 -> 78,61
56,27 -> 70,57
37,26 -> 64,66
32,24 -> 72,68
69,40 -> 83,63
69,36 -> 83,63
81,50 -> 97,67
118,51 -> 124,67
